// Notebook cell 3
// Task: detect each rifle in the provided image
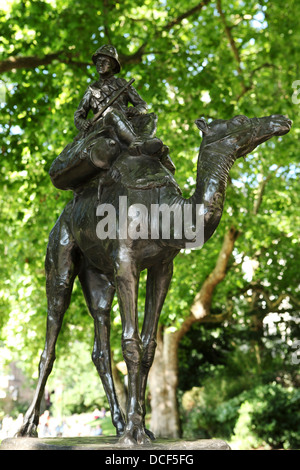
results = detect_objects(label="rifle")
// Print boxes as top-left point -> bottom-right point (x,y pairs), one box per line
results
74,77 -> 135,140
91,77 -> 135,124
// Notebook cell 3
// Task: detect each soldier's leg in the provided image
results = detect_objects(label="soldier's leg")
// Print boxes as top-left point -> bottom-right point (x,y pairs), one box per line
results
132,113 -> 176,171
103,110 -> 137,145
103,110 -> 163,156
131,113 -> 158,138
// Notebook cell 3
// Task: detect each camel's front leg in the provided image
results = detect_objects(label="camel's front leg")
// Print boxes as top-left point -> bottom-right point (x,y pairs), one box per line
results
114,258 -> 151,446
140,260 -> 174,439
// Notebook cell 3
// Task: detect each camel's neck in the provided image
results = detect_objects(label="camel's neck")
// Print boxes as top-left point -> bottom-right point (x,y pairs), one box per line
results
186,139 -> 236,243
190,139 -> 235,205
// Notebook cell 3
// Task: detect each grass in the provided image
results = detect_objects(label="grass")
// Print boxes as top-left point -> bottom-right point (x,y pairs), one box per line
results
86,416 -> 116,435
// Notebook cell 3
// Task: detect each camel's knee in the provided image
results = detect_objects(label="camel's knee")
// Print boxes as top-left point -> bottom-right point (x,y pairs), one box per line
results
45,226 -> 78,312
91,307 -> 110,324
39,348 -> 55,367
122,337 -> 143,366
141,339 -> 157,369
45,249 -> 77,286
45,279 -> 74,317
45,206 -> 78,280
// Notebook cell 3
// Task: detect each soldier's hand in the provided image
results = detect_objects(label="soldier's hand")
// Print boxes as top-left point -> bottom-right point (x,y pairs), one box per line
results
82,119 -> 92,131
127,107 -> 140,117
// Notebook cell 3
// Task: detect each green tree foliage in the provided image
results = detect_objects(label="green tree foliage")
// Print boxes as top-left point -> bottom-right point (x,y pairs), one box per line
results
0,0 -> 299,443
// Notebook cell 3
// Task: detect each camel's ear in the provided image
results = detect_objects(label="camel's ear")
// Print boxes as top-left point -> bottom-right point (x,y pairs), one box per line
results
195,118 -> 209,133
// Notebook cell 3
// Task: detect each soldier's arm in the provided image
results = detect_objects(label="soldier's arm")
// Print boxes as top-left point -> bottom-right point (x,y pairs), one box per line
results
117,78 -> 148,116
74,88 -> 93,131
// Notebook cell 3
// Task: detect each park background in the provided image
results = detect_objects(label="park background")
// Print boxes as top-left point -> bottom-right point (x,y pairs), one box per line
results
0,0 -> 299,449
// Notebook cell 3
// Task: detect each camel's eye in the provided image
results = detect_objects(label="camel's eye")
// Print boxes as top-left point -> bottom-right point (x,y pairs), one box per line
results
233,115 -> 248,124
227,116 -> 248,131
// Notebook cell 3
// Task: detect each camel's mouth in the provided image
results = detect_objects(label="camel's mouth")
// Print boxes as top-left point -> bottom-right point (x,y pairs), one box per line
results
271,116 -> 292,136
276,118 -> 292,135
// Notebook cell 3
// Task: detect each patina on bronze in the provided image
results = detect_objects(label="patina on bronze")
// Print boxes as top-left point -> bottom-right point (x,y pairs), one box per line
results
16,45 -> 292,445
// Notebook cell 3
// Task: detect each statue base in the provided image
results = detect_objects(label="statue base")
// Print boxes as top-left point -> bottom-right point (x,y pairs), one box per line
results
1,436 -> 230,451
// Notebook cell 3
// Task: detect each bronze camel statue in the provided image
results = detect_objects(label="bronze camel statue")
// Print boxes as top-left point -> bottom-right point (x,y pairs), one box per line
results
17,113 -> 291,445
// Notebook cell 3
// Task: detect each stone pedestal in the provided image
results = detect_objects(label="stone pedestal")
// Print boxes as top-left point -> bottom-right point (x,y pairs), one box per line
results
1,436 -> 230,451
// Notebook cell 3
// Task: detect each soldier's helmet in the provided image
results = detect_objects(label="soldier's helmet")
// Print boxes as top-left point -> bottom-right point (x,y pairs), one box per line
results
92,45 -> 121,73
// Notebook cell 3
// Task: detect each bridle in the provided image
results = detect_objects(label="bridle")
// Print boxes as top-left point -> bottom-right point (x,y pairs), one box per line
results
202,116 -> 262,151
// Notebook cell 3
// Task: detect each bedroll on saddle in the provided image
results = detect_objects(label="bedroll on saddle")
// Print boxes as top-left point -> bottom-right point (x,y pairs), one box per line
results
49,125 -> 119,191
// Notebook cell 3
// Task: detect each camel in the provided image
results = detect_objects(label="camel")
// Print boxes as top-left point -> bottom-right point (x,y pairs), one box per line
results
16,113 -> 291,445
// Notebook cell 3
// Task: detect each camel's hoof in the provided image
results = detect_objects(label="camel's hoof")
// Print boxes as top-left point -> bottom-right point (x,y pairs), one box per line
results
116,423 -> 126,437
118,426 -> 152,446
15,422 -> 38,438
145,428 -> 156,441
113,412 -> 126,437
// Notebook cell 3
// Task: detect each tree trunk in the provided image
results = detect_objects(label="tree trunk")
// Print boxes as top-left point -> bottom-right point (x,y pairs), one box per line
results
148,226 -> 240,438
148,326 -> 181,438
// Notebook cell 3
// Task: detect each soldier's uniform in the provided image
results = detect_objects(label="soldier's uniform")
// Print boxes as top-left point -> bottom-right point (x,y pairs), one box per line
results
75,76 -> 144,120
74,45 -> 158,149
49,45 -> 175,191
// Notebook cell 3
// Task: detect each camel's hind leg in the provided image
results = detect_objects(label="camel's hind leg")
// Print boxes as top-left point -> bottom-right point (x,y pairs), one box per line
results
78,266 -> 126,436
16,209 -> 79,437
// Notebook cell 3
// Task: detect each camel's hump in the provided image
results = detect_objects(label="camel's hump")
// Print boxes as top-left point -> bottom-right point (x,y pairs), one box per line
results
109,152 -> 182,193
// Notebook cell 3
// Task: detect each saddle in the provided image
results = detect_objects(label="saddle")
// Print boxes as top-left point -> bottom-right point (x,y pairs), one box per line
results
108,151 -> 181,193
49,128 -> 179,194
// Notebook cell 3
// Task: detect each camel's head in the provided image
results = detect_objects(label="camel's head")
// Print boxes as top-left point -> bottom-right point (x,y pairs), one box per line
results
195,114 -> 292,158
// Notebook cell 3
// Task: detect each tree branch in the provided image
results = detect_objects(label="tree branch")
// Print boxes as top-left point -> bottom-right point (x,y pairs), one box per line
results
247,284 -> 300,311
216,1 -> 247,82
120,1 -> 212,65
164,0 -> 211,31
216,0 -> 252,100
249,62 -> 279,80
1,1 -> 212,74
103,0 -> 113,44
216,0 -> 242,71
190,226 -> 240,320
253,173 -> 272,215
175,226 -> 240,343
216,2 -> 281,102
0,51 -> 90,74
252,165 -> 281,216
118,43 -> 148,66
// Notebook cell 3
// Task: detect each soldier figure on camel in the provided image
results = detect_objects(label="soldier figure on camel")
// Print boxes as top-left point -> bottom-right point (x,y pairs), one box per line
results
49,45 -> 175,191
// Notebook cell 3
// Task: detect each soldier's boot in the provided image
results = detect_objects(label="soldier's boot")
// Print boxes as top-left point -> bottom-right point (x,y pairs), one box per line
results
103,110 -> 163,156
